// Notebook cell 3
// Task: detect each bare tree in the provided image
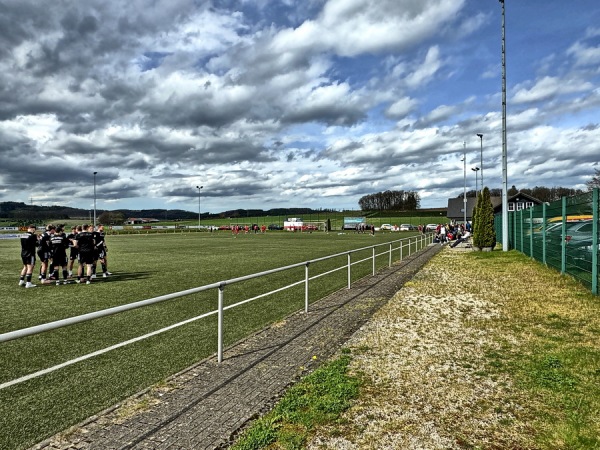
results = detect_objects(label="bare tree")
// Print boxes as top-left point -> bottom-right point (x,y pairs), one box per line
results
586,168 -> 600,191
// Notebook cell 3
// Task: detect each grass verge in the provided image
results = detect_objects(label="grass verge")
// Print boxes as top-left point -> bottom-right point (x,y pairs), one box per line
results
231,350 -> 360,450
294,248 -> 599,449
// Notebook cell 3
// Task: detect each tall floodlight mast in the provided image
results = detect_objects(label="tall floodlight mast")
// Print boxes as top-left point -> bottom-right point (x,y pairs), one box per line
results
500,0 -> 509,251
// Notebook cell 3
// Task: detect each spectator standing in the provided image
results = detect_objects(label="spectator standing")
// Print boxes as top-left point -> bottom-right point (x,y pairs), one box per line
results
439,224 -> 447,244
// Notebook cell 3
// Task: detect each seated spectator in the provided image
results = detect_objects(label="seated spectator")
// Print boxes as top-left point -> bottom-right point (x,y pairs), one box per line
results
450,230 -> 471,248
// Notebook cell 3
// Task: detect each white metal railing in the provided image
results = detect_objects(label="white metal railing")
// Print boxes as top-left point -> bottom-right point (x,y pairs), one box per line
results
0,233 -> 434,390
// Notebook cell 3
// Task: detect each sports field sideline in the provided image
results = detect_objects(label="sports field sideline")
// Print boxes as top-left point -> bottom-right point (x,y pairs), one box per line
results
0,230 -> 423,450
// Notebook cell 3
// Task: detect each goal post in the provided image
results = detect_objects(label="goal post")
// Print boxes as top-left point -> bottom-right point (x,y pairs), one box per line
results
303,221 -> 327,232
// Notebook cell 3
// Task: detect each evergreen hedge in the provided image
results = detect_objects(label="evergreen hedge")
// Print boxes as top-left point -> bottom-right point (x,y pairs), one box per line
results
472,187 -> 496,248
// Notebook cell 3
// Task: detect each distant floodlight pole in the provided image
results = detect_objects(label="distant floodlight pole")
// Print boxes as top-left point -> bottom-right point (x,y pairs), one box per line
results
472,167 -> 480,199
463,142 -> 467,224
93,171 -> 98,228
500,0 -> 509,250
196,185 -> 203,229
477,133 -> 483,189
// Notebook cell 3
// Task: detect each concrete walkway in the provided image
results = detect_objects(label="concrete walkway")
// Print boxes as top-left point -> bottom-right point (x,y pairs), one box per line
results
33,243 -> 443,450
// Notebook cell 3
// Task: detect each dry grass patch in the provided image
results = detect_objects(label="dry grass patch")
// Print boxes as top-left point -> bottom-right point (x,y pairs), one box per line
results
307,248 -> 599,449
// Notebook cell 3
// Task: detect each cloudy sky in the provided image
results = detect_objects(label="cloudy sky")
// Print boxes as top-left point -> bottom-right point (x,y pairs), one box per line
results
1,0 -> 599,214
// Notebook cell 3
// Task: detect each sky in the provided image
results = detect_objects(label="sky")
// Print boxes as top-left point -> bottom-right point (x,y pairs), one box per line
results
0,0 -> 599,214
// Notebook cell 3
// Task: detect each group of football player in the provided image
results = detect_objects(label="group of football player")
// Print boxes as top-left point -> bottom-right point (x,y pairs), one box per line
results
19,223 -> 111,288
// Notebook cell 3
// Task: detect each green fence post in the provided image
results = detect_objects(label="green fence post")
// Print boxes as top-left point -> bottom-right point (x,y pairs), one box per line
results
529,207 -> 533,257
513,210 -> 517,251
542,203 -> 547,264
519,209 -> 524,252
593,188 -> 598,294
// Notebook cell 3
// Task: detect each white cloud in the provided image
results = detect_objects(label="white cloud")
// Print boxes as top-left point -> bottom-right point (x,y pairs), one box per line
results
0,0 -> 599,212
404,46 -> 443,89
567,41 -> 600,67
386,97 -> 418,119
512,76 -> 593,104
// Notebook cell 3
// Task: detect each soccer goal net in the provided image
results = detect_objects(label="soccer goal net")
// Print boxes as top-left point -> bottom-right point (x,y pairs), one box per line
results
303,221 -> 327,232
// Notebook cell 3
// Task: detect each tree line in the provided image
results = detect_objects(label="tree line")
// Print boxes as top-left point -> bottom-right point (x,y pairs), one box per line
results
458,169 -> 600,202
358,190 -> 421,211
0,202 -> 340,224
457,185 -> 591,203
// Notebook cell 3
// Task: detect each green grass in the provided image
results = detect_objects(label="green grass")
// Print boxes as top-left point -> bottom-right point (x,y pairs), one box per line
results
0,230 -> 423,450
465,251 -> 600,449
231,351 -> 360,450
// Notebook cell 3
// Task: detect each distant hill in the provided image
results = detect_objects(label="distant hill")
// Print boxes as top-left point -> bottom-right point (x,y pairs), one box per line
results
0,202 -> 445,225
0,202 -> 340,223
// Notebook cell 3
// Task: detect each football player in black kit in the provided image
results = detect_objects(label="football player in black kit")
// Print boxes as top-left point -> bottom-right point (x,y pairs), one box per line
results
66,225 -> 79,278
50,226 -> 70,285
94,224 -> 112,278
19,224 -> 38,288
74,224 -> 95,284
90,225 -> 101,279
37,224 -> 55,282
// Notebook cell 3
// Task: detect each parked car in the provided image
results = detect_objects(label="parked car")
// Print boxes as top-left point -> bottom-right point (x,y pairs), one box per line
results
546,220 -> 593,247
425,224 -> 438,232
567,238 -> 598,271
268,224 -> 283,230
380,224 -> 393,230
399,224 -> 414,231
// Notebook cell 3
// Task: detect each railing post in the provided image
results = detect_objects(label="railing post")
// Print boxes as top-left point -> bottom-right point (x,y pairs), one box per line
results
400,239 -> 403,261
305,262 -> 310,313
217,284 -> 224,363
389,243 -> 392,267
372,247 -> 376,276
347,253 -> 351,289
592,188 -> 598,294
561,196 -> 567,274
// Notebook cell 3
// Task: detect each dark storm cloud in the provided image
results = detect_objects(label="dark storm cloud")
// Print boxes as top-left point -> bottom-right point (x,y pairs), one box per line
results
107,132 -> 274,166
1,157 -> 106,187
165,171 -> 270,199
195,141 -> 275,164
281,103 -> 366,127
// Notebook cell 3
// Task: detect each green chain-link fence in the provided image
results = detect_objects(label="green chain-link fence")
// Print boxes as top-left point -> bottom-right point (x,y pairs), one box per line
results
495,188 -> 599,294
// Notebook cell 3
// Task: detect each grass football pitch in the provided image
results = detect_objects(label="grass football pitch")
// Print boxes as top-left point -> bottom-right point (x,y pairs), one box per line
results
0,230 -> 422,449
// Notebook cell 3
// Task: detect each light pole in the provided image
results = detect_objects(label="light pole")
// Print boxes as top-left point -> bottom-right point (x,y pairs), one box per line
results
476,133 -> 483,189
93,171 -> 98,228
471,167 -> 480,199
500,0 -> 508,251
462,142 -> 467,224
196,185 -> 203,229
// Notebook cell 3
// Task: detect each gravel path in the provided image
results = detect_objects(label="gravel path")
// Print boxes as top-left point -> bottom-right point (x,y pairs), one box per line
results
307,246 -> 534,449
